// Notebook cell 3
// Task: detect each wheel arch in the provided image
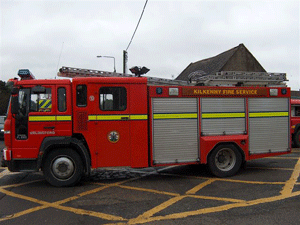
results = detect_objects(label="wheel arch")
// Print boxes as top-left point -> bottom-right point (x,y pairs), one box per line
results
206,142 -> 244,177
293,123 -> 300,134
38,136 -> 91,176
207,142 -> 246,164
292,125 -> 300,148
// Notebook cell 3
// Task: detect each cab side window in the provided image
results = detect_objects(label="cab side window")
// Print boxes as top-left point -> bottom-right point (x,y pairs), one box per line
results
76,85 -> 87,107
58,87 -> 67,112
30,88 -> 52,112
99,87 -> 127,111
296,106 -> 300,117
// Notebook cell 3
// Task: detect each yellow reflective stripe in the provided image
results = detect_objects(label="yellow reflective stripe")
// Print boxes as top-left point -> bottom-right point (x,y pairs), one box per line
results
153,113 -> 198,119
56,115 -> 72,121
88,114 -> 148,121
97,115 -> 129,120
88,115 -> 97,121
29,116 -> 56,121
202,112 -> 245,119
29,115 -> 71,122
249,112 -> 289,118
130,115 -> 148,120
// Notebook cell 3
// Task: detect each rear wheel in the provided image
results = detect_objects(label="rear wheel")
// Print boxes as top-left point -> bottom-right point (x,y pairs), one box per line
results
208,144 -> 242,177
43,148 -> 83,187
293,130 -> 300,148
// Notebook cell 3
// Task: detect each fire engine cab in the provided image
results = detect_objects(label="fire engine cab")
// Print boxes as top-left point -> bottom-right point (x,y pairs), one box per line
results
2,67 -> 291,186
291,99 -> 300,147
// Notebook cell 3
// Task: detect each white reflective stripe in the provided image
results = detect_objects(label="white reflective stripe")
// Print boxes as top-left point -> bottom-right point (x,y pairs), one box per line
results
3,149 -> 11,161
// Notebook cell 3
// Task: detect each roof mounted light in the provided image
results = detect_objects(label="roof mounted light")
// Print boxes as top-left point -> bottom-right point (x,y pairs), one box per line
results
129,66 -> 150,77
18,69 -> 35,80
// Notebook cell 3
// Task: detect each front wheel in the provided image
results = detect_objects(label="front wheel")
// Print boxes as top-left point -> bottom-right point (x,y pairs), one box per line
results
43,148 -> 83,187
208,144 -> 242,177
293,130 -> 300,148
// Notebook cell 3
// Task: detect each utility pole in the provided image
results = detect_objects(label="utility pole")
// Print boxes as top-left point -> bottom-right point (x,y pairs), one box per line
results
123,50 -> 128,74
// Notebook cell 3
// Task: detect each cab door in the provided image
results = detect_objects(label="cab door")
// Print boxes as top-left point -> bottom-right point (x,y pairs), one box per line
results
94,85 -> 131,167
13,85 -> 56,159
54,85 -> 72,137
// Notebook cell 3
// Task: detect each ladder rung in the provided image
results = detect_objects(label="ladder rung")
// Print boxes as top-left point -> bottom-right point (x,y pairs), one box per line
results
58,66 -> 190,86
58,66 -> 133,78
190,71 -> 287,86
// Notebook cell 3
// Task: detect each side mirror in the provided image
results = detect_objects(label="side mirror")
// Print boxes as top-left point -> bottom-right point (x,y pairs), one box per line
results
11,87 -> 19,95
11,96 -> 19,114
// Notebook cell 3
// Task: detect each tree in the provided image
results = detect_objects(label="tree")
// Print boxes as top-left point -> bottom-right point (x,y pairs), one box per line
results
0,81 -> 11,115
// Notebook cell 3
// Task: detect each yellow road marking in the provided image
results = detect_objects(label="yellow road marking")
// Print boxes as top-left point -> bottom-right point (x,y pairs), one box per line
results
280,157 -> 300,196
53,204 -> 125,221
1,179 -> 45,188
0,181 -> 129,222
118,183 -> 245,203
215,178 -> 287,185
128,191 -> 300,224
186,179 -> 216,194
186,194 -> 245,203
128,195 -> 186,224
119,185 -> 180,197
247,167 -> 294,171
0,169 -> 10,179
118,182 -> 246,203
0,155 -> 299,224
0,205 -> 49,222
0,187 -> 50,205
159,173 -> 288,185
267,156 -> 300,160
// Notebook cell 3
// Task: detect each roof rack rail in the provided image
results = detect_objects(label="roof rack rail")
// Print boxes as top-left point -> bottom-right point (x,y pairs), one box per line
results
58,66 -> 190,86
189,71 -> 288,87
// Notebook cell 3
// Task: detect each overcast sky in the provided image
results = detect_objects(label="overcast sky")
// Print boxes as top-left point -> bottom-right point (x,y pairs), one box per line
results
1,0 -> 299,89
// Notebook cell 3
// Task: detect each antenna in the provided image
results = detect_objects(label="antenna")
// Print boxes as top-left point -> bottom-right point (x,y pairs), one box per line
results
56,42 -> 64,79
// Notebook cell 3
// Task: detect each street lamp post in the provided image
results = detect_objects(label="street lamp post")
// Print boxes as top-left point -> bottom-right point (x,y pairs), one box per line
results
97,55 -> 116,72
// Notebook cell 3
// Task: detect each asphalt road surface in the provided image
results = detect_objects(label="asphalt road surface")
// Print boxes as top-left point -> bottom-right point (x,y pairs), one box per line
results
1,141 -> 300,225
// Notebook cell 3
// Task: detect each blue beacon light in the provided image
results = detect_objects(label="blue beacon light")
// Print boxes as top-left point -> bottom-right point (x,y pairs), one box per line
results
17,69 -> 35,80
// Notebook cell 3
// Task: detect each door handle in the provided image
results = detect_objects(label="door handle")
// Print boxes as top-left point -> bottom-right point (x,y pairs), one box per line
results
121,117 -> 129,120
44,126 -> 55,129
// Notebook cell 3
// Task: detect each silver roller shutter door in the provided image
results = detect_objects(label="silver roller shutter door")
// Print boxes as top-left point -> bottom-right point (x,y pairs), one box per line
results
152,98 -> 199,164
249,98 -> 289,154
201,98 -> 246,136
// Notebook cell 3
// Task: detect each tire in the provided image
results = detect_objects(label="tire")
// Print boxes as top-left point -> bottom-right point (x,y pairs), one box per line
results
293,130 -> 300,148
43,148 -> 83,187
208,144 -> 242,178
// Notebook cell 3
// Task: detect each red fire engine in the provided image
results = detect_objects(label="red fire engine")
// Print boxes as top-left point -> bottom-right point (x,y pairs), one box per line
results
291,99 -> 300,147
2,67 -> 291,186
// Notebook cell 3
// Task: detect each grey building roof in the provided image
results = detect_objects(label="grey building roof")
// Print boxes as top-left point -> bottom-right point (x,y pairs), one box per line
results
176,44 -> 266,81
